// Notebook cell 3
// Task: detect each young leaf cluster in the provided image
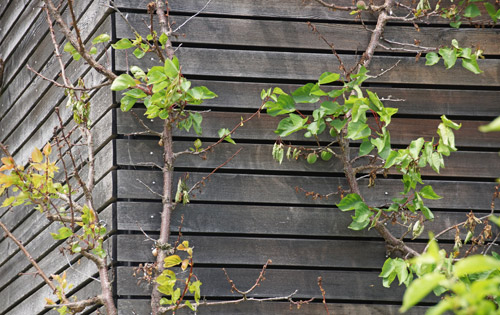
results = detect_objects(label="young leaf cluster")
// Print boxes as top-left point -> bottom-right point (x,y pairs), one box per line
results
382,230 -> 500,315
157,241 -> 202,312
425,39 -> 484,74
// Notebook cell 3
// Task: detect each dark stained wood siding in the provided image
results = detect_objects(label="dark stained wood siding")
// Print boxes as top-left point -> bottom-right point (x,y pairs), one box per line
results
0,1 -> 115,314
112,0 -> 500,314
0,0 -> 499,314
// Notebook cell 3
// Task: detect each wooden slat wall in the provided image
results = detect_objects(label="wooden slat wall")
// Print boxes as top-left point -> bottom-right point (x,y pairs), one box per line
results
1,0 -> 499,314
0,1 -> 115,314
112,0 -> 500,314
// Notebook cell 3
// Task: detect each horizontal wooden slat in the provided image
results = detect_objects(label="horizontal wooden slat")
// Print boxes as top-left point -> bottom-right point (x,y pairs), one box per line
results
117,110 -> 499,148
118,235 -> 391,268
118,300 -> 427,315
114,0 -> 491,24
0,1 -> 111,122
116,202 -> 473,241
117,15 -> 500,54
116,139 -> 500,178
117,170 -> 499,210
115,47 -> 500,86
186,80 -> 500,117
117,266 -> 421,303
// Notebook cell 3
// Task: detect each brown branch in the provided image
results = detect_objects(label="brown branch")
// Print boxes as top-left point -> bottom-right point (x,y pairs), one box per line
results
318,277 -> 330,315
44,6 -> 71,87
44,295 -> 103,312
0,220 -> 71,305
154,0 -> 174,60
187,147 -> 243,196
308,22 -> 349,78
26,65 -> 111,90
158,290 -> 298,313
223,259 -> 272,296
174,99 -> 267,159
42,0 -> 117,81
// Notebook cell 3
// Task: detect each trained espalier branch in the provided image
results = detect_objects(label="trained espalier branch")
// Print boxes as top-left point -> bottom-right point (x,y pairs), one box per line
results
265,0 -> 499,313
0,0 -> 300,314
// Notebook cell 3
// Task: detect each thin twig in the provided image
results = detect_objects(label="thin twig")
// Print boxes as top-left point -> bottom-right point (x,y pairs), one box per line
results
223,259 -> 272,296
172,0 -> 213,33
26,65 -> 111,90
0,220 -> 70,305
187,148 -> 243,196
63,251 -> 101,282
137,178 -> 164,199
318,277 -> 330,315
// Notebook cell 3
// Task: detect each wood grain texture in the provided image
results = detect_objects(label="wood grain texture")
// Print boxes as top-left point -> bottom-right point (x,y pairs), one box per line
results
118,300 -> 427,315
116,202 -> 473,241
117,110 -> 499,148
114,0 -> 491,24
117,170 -> 499,210
117,15 -> 500,54
183,80 -> 500,117
116,266 -> 434,303
115,47 -> 500,86
116,139 -> 500,178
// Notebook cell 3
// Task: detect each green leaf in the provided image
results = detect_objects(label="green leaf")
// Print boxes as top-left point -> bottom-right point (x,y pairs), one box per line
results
124,88 -> 147,99
63,42 -> 75,53
188,86 -> 217,101
337,193 -> 363,211
484,3 -> 500,23
463,3 -> 481,18
164,58 -> 179,78
366,90 -> 383,111
1,196 -> 16,207
89,46 -> 97,55
133,48 -> 146,59
409,137 -> 424,160
425,52 -> 440,66
164,255 -> 182,268
318,72 -> 340,85
400,273 -> 446,312
449,21 -> 462,28
275,113 -> 308,137
159,33 -> 168,46
419,185 -> 442,200
152,81 -> 169,94
454,255 -> 500,278
441,115 -> 461,130
359,139 -> 375,156
331,119 -> 347,133
112,38 -> 134,50
266,94 -> 296,117
218,128 -> 236,144
384,150 -> 398,168
462,56 -> 483,74
184,300 -> 195,311
347,121 -> 371,140
291,83 -> 320,103
148,70 -> 167,85
479,117 -> 500,133
439,47 -> 457,69
111,74 -> 137,91
51,227 -> 73,240
130,66 -> 146,80
92,33 -> 110,44
120,95 -> 137,112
